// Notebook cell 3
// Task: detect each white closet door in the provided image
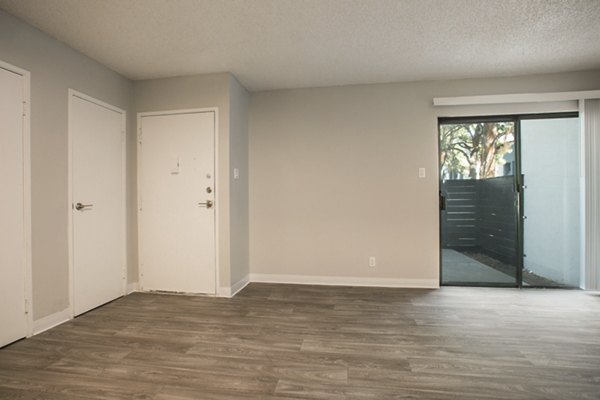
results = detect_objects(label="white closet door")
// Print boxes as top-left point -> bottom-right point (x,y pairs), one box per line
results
70,93 -> 125,316
139,111 -> 216,294
0,66 -> 27,346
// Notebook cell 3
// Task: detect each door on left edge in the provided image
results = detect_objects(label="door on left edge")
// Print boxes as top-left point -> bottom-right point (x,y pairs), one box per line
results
70,93 -> 125,316
0,66 -> 28,347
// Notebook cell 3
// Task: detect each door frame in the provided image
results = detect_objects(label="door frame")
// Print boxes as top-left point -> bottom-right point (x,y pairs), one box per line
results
136,108 -> 219,295
437,112 -> 580,288
0,59 -> 33,337
67,89 -> 127,318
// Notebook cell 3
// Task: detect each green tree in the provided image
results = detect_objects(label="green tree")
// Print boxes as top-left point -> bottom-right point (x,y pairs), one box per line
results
440,122 -> 514,179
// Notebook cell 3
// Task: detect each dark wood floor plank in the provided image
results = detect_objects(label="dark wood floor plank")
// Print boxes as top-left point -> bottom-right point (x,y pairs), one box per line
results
1,284 -> 599,399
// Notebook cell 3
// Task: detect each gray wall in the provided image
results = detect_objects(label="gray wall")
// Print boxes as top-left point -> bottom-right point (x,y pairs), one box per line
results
248,70 -> 600,284
229,75 -> 250,287
0,10 -> 134,320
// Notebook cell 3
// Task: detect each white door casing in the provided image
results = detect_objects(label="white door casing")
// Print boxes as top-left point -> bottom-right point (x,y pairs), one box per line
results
138,110 -> 216,294
0,61 -> 32,346
69,90 -> 126,316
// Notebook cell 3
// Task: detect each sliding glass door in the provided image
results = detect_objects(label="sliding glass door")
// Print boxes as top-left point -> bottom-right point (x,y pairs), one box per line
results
439,119 -> 518,286
439,113 -> 582,288
521,116 -> 582,287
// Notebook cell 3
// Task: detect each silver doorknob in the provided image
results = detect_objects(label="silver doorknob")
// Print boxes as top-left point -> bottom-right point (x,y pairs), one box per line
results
198,200 -> 213,209
75,202 -> 94,211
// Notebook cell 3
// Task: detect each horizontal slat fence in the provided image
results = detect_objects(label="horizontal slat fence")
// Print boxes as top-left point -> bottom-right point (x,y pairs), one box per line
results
442,176 -> 517,265
442,180 -> 478,250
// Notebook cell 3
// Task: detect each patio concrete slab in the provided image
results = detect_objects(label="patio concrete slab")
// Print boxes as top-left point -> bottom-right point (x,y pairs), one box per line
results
442,249 -> 515,284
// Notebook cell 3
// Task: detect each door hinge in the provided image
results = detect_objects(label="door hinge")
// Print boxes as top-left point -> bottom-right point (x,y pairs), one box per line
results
22,101 -> 27,118
24,298 -> 29,315
138,128 -> 143,144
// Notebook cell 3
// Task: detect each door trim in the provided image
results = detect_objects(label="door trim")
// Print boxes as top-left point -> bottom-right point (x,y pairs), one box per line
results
0,59 -> 33,337
67,89 -> 127,318
137,108 -> 219,295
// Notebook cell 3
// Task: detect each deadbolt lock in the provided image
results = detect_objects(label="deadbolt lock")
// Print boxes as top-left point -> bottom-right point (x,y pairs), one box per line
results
206,187 -> 212,194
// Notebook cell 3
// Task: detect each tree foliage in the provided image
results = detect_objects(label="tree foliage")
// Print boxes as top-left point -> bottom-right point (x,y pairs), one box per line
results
440,122 -> 514,180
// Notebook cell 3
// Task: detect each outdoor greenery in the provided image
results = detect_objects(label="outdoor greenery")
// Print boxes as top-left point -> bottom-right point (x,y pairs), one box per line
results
440,122 -> 515,180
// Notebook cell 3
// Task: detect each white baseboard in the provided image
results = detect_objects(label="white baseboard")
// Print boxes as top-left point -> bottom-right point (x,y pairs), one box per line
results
32,308 -> 71,335
127,274 -> 437,298
231,274 -> 250,296
249,273 -> 439,289
127,282 -> 139,294
218,274 -> 250,298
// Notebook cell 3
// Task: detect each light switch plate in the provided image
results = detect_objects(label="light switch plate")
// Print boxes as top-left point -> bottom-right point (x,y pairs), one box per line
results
418,168 -> 426,178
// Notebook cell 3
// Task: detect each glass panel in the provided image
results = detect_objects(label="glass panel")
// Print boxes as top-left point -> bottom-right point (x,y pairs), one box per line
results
521,117 -> 581,287
440,121 -> 517,285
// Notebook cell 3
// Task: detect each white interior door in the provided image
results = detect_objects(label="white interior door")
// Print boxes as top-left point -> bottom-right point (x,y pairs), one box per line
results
70,92 -> 125,316
0,65 -> 28,347
139,111 -> 216,294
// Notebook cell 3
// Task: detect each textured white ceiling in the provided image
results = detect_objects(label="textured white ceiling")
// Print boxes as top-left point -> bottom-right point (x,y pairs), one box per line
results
1,0 -> 599,91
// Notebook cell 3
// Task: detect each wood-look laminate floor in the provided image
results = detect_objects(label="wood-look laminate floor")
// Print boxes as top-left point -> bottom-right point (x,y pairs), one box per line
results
1,284 -> 599,399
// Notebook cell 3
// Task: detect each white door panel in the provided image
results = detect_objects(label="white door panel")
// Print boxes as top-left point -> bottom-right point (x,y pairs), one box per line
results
71,93 -> 125,316
0,66 -> 27,346
139,111 -> 215,294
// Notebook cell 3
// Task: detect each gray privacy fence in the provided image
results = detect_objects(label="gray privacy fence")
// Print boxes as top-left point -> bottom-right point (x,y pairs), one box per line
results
441,176 -> 517,265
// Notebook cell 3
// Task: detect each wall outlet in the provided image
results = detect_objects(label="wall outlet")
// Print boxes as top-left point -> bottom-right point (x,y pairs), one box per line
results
233,167 -> 240,180
369,257 -> 376,267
